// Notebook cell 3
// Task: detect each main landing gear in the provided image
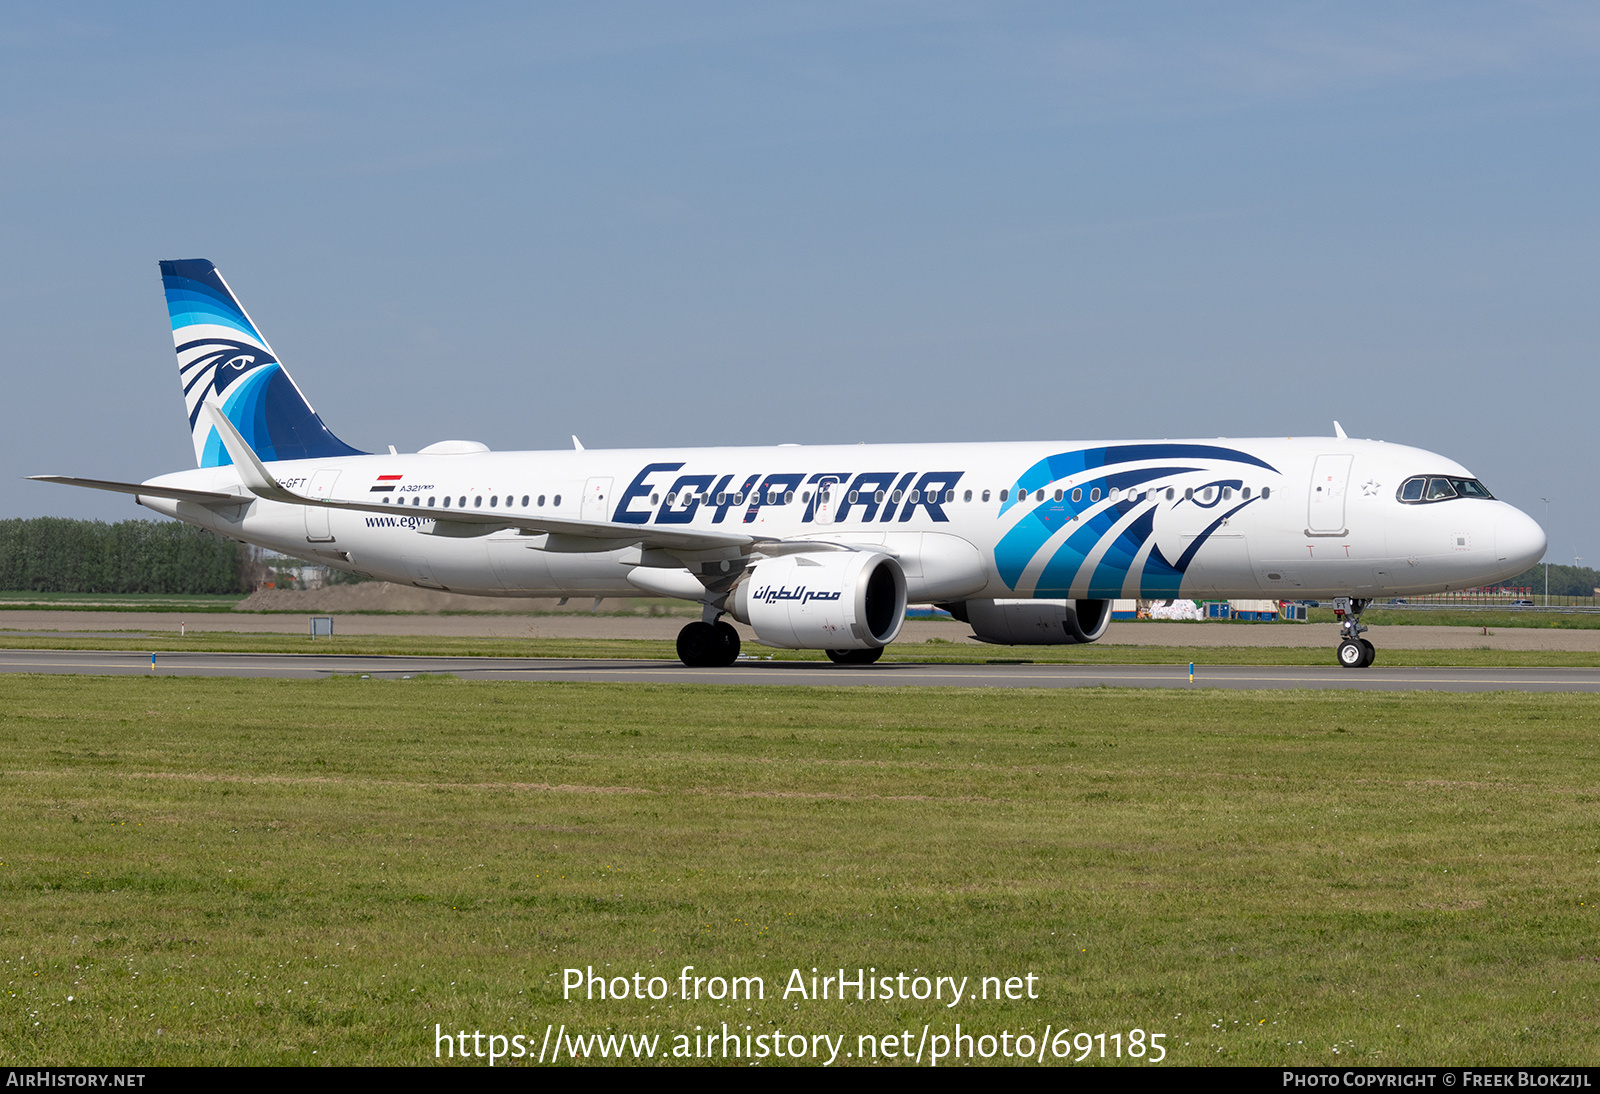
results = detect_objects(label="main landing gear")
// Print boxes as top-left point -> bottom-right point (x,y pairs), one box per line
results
676,619 -> 741,668
1333,597 -> 1375,669
825,647 -> 883,665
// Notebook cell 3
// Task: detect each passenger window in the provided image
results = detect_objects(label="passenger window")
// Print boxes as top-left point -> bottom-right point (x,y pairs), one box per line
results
537,494 -> 546,507
998,489 -> 1008,502
785,491 -> 795,504
1242,487 -> 1250,500
1222,487 -> 1232,501
651,493 -> 659,506
442,496 -> 451,508
964,489 -> 973,502
1053,489 -> 1063,502
848,491 -> 859,504
428,497 -> 436,507
1166,487 -> 1175,501
906,490 -> 918,504
1090,488 -> 1101,502
875,490 -> 886,504
1185,488 -> 1193,501
1203,488 -> 1214,502
946,490 -> 955,503
1036,489 -> 1045,502
1071,488 -> 1082,503
489,496 -> 497,508
553,494 -> 562,506
1110,487 -> 1120,501
1260,487 -> 1270,500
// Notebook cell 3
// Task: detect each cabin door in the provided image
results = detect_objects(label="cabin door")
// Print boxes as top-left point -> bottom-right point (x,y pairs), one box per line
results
581,477 -> 612,523
304,470 -> 341,542
1307,454 -> 1353,534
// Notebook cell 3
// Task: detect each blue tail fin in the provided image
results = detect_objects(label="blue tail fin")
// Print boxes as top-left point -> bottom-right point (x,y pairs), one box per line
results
160,259 -> 366,467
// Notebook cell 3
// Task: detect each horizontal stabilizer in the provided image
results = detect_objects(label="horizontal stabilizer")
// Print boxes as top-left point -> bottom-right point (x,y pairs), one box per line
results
29,475 -> 239,506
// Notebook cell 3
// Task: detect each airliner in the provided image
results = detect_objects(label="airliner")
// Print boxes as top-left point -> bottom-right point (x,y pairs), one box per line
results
34,260 -> 1547,669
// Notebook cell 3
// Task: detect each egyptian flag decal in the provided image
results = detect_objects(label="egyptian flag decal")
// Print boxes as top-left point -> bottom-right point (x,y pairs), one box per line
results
370,474 -> 402,493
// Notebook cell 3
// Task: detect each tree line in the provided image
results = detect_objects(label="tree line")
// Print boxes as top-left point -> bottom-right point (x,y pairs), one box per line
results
0,517 -> 247,594
1496,562 -> 1600,598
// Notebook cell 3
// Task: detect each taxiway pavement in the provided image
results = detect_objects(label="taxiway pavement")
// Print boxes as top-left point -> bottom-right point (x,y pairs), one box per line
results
3,648 -> 1598,692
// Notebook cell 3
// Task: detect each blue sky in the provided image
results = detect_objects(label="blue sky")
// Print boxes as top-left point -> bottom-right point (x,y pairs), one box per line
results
3,2 -> 1597,564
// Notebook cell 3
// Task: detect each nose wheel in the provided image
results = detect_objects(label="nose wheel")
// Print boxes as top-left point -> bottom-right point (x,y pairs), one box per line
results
1337,637 -> 1375,668
1333,597 -> 1375,668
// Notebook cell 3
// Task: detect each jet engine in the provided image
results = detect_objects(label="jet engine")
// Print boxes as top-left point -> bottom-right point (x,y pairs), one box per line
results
938,598 -> 1113,645
730,551 -> 907,650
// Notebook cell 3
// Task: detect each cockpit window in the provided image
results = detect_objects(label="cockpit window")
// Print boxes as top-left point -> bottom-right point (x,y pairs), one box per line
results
1397,475 -> 1495,504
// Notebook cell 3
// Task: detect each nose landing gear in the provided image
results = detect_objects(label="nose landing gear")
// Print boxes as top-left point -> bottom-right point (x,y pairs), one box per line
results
1333,597 -> 1375,668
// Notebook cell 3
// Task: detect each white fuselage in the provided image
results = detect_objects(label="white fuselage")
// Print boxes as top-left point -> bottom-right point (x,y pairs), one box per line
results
135,435 -> 1547,604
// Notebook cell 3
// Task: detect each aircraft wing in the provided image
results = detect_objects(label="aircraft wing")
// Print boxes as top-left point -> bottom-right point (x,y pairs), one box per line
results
200,404 -> 762,553
351,497 -> 760,552
28,475 -> 241,506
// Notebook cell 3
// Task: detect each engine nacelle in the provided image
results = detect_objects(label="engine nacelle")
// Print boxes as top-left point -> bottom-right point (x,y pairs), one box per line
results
731,552 -> 907,650
939,598 -> 1113,645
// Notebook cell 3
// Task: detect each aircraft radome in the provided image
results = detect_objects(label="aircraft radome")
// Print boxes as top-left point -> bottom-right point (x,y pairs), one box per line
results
35,260 -> 1548,669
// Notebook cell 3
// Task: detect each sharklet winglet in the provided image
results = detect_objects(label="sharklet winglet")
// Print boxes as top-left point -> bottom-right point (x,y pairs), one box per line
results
202,403 -> 301,503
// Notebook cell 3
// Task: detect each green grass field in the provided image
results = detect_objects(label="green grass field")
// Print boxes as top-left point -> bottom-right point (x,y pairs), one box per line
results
1309,608 -> 1600,630
2,675 -> 1598,1066
0,592 -> 247,613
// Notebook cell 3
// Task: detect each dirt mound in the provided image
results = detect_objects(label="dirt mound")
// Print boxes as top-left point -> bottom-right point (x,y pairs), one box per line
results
234,583 -> 568,614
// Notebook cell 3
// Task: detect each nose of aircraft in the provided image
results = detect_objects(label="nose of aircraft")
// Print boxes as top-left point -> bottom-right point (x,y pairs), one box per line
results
1496,506 -> 1547,573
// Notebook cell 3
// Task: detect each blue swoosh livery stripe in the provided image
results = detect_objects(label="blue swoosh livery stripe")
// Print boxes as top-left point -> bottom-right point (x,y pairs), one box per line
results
992,443 -> 1281,599
994,465 -> 1195,588
999,443 -> 1278,518
163,279 -> 261,339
